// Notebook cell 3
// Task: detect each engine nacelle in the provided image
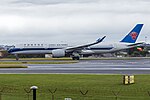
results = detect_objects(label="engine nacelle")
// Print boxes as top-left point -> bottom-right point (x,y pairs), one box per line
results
52,49 -> 66,58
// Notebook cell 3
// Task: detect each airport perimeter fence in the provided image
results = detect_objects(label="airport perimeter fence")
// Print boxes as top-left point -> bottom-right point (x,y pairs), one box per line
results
0,87 -> 150,100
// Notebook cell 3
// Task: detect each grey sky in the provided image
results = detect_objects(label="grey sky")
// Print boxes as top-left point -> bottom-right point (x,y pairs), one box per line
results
0,0 -> 150,45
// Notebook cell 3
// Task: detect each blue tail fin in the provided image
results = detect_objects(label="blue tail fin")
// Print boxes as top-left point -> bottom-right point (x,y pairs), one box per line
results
120,24 -> 143,43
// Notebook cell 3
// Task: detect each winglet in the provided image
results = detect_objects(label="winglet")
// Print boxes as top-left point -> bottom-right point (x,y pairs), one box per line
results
96,36 -> 106,43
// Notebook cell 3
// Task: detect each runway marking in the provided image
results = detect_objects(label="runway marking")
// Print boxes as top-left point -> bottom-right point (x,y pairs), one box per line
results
26,67 -> 150,70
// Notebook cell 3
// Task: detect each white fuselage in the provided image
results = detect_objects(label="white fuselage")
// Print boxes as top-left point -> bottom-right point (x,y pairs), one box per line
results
81,42 -> 131,55
8,42 -> 131,55
8,44 -> 68,54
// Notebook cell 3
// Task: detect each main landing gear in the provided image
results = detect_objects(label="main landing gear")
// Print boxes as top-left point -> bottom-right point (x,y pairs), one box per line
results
71,52 -> 80,60
14,54 -> 19,61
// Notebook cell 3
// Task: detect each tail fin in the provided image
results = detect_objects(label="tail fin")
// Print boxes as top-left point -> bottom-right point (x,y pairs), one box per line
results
120,24 -> 143,43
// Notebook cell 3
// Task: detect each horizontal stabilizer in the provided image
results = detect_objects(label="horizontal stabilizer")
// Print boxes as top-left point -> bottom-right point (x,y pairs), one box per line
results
127,42 -> 145,47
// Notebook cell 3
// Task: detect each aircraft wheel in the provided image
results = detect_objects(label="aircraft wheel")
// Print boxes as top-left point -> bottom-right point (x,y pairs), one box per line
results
72,57 -> 80,60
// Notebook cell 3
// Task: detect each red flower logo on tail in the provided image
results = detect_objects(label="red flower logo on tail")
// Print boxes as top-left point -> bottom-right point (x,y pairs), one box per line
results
130,32 -> 138,40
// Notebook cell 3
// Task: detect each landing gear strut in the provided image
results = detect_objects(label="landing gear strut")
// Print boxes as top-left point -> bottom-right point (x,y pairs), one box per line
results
72,52 -> 80,60
14,54 -> 19,61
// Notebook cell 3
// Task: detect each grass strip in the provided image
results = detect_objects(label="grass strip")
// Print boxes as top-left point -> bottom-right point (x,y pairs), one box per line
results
1,57 -> 150,61
0,64 -> 27,68
0,74 -> 149,100
1,57 -> 73,61
0,61 -> 78,64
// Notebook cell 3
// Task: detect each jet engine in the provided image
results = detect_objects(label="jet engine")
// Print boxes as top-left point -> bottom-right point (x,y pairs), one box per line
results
52,49 -> 66,58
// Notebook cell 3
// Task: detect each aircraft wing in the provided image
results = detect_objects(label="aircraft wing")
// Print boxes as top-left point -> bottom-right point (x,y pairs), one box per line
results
66,36 -> 106,52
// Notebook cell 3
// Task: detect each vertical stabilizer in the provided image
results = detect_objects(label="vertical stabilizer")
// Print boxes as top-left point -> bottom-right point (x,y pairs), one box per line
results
120,24 -> 143,43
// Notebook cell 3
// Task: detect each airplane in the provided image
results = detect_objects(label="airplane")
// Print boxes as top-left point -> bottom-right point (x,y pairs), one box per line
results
4,36 -> 106,60
80,24 -> 144,57
1,24 -> 144,60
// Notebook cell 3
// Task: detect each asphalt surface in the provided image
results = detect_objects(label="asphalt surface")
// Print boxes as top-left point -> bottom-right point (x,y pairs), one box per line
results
0,59 -> 150,74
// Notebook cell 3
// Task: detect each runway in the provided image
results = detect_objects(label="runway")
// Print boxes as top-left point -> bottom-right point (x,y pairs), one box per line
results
0,59 -> 150,74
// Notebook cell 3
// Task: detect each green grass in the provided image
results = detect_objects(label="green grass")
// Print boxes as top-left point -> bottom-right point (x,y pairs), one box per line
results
0,74 -> 150,100
0,64 -> 27,68
1,57 -> 150,62
0,61 -> 78,64
1,57 -> 73,61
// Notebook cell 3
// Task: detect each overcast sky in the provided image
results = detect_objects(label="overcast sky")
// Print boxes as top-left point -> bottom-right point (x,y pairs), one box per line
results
0,0 -> 150,45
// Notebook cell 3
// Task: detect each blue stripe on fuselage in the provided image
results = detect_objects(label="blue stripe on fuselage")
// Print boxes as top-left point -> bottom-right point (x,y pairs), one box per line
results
8,47 -> 114,54
8,48 -> 61,53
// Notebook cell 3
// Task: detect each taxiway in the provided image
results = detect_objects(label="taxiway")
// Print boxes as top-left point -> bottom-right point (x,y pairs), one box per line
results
0,59 -> 149,74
